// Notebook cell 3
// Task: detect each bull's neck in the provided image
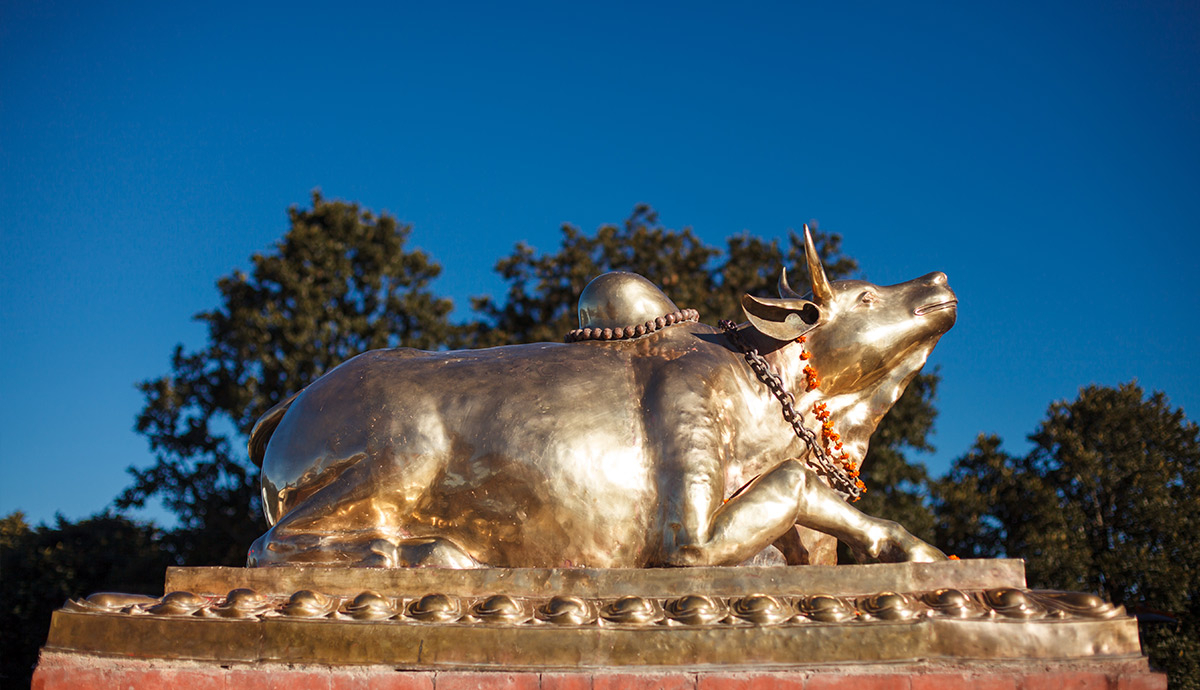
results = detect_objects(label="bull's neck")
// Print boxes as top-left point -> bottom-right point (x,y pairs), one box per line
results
738,329 -> 826,461
756,335 -> 932,472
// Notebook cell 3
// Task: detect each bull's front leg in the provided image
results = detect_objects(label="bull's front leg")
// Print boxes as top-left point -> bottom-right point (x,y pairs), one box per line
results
647,361 -> 943,566
660,458 -> 944,566
786,465 -> 947,564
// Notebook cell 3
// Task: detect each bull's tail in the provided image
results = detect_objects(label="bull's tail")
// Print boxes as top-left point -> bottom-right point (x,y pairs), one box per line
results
248,391 -> 301,467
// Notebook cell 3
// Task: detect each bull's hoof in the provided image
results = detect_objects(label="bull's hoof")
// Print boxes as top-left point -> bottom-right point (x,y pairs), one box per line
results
863,522 -> 947,564
903,540 -> 948,563
361,539 -> 399,567
246,531 -> 325,567
396,537 -> 485,569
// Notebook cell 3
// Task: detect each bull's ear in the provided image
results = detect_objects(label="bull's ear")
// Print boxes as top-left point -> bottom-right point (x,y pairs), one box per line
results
741,294 -> 821,341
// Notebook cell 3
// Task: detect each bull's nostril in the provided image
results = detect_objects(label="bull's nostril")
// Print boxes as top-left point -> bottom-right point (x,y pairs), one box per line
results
924,271 -> 948,286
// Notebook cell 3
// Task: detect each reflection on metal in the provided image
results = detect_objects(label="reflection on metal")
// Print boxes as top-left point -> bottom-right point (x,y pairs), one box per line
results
108,587 -> 1130,627
166,559 -> 1029,598
577,271 -> 682,330
601,595 -> 663,625
720,319 -> 862,500
537,596 -> 596,626
796,594 -> 855,622
568,271 -> 700,342
210,588 -> 272,618
47,562 -> 1142,668
144,591 -> 205,616
343,591 -> 394,620
407,593 -> 461,622
247,227 -> 957,569
923,588 -> 987,618
279,590 -> 338,618
730,594 -> 791,625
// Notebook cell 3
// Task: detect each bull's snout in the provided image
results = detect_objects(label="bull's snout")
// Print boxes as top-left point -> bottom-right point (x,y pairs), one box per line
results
912,271 -> 956,318
920,271 -> 948,287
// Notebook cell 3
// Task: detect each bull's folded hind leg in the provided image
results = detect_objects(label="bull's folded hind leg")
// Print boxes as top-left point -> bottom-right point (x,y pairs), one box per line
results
249,456 -> 484,567
368,537 -> 483,568
247,527 -> 378,566
249,464 -> 389,566
248,528 -> 484,568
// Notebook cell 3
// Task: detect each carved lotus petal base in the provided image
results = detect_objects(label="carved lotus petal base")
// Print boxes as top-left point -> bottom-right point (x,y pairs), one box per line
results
42,561 -> 1145,669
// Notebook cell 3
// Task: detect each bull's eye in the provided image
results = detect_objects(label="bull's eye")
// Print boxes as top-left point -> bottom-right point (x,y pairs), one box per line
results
859,291 -> 878,306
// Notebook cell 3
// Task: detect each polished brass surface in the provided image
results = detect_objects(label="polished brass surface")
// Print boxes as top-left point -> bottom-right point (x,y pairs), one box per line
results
46,562 -> 1141,668
247,227 -> 956,568
43,608 -> 1143,669
165,560 -> 1027,598
719,319 -> 861,500
576,271 -> 681,330
45,594 -> 1139,667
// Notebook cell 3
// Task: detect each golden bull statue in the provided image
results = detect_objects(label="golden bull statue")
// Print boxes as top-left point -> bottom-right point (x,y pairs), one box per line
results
247,228 -> 956,568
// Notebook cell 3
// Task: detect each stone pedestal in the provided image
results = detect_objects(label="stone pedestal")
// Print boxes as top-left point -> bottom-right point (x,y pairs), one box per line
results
33,560 -> 1166,688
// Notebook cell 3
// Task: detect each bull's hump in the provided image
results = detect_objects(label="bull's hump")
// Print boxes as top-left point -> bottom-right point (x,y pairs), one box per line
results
577,271 -> 680,330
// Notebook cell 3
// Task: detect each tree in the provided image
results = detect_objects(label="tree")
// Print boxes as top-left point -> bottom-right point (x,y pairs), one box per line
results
119,192 -> 456,565
469,204 -> 858,346
932,383 -> 1200,688
470,205 -> 942,556
1,511 -> 173,688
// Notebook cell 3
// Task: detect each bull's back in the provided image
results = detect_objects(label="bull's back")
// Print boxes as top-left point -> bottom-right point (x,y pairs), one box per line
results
259,341 -> 669,566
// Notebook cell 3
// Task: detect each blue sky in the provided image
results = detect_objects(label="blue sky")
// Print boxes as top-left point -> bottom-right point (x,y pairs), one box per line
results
2,1 -> 1198,527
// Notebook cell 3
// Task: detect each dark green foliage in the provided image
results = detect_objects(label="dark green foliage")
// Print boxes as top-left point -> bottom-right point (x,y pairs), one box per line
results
469,205 -> 858,346
931,434 -> 1072,563
466,205 -> 720,347
118,192 -> 455,565
932,383 -> 1200,688
1,511 -> 173,688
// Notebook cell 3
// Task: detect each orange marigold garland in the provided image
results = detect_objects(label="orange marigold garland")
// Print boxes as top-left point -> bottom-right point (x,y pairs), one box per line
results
798,337 -> 866,499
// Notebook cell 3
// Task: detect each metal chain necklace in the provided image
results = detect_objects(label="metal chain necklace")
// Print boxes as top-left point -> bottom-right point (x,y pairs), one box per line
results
719,320 -> 864,501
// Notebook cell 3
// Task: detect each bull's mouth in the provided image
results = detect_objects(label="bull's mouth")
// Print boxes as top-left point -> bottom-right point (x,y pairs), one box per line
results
914,300 -> 958,316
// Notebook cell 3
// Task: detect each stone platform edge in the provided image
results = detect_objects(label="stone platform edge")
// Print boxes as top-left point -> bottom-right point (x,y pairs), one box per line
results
43,559 -> 1143,668
164,559 -> 1027,598
33,651 -> 1166,690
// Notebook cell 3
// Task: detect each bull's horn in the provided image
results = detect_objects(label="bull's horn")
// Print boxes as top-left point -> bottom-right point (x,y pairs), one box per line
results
778,267 -> 804,299
803,224 -> 834,304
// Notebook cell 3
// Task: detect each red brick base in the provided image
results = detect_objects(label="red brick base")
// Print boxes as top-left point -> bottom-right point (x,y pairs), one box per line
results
32,652 -> 1167,690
